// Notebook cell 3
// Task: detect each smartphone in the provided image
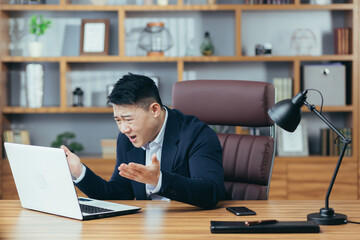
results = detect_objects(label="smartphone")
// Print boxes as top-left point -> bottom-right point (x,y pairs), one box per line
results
226,206 -> 256,216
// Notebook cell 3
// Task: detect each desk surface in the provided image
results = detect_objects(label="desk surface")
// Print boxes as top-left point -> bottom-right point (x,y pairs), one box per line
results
0,200 -> 359,239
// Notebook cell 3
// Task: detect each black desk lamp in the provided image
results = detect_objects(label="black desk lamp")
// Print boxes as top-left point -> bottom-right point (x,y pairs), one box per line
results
267,89 -> 351,225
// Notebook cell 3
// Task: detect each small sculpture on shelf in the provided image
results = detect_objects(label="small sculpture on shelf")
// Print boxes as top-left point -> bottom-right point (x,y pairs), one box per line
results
200,31 -> 214,56
255,43 -> 272,56
138,22 -> 173,56
51,132 -> 84,154
72,87 -> 84,107
290,28 -> 317,56
28,14 -> 51,57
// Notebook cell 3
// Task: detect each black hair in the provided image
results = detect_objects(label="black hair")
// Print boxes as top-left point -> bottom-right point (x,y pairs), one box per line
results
107,73 -> 163,109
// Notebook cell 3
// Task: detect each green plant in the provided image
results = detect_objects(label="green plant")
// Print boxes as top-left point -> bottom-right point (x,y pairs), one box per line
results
51,132 -> 84,153
29,14 -> 52,41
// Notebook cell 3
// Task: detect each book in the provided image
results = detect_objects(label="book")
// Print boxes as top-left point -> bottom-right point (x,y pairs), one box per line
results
320,128 -> 329,156
334,28 -> 352,55
273,77 -> 292,102
3,130 -> 30,145
320,128 -> 352,156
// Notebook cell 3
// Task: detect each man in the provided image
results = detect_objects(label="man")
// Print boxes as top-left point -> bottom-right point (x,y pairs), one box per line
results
62,73 -> 226,209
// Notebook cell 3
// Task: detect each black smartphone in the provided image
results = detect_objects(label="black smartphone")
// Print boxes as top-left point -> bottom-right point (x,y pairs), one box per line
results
226,206 -> 256,216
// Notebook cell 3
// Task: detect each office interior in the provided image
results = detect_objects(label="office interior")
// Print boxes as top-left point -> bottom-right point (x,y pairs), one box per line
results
0,0 -> 359,203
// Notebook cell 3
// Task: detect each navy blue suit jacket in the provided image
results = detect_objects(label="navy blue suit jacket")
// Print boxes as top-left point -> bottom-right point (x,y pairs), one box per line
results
76,107 -> 226,209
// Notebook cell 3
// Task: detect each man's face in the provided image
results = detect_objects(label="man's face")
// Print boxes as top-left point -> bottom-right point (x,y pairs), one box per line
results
113,104 -> 161,148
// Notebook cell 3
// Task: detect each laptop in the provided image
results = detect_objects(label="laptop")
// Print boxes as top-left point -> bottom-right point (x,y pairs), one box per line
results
4,142 -> 141,220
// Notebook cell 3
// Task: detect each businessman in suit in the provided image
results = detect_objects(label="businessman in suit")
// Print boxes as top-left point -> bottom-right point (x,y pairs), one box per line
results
62,73 -> 226,209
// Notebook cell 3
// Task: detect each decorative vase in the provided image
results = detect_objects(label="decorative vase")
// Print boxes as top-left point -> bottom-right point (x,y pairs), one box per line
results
25,63 -> 44,108
200,31 -> 214,56
28,41 -> 42,57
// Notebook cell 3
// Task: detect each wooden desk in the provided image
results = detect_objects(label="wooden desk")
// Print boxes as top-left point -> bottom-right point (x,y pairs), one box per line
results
0,200 -> 359,239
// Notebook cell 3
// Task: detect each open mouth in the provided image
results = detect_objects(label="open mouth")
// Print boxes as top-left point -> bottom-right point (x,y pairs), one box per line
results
129,135 -> 137,142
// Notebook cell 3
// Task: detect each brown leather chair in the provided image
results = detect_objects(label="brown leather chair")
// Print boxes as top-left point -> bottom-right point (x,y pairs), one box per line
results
172,80 -> 275,200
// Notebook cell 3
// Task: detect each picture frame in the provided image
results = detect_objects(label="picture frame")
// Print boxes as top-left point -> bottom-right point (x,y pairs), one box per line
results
80,19 -> 110,56
277,120 -> 309,156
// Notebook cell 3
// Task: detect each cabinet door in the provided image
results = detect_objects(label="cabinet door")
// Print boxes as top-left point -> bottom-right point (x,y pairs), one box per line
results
287,158 -> 357,200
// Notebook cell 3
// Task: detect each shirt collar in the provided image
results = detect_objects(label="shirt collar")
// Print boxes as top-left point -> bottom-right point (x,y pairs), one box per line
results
142,107 -> 168,150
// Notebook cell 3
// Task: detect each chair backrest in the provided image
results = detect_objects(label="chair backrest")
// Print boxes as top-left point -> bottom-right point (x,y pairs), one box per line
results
172,80 -> 275,200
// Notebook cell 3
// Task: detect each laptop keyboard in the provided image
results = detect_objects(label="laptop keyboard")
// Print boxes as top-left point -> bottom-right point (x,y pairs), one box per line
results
80,204 -> 113,214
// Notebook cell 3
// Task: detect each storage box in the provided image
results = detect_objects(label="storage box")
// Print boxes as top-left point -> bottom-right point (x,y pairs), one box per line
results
303,64 -> 346,106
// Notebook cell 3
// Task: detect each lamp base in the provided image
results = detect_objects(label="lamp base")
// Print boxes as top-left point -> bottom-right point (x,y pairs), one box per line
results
307,208 -> 347,225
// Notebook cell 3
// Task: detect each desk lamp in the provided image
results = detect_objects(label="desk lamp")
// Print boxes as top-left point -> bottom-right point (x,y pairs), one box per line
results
267,89 -> 351,225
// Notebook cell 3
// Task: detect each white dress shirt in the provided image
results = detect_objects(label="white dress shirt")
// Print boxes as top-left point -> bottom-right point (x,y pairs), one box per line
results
141,107 -> 169,200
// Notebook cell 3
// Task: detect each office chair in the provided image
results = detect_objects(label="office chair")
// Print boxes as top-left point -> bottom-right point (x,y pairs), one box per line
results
172,80 -> 275,200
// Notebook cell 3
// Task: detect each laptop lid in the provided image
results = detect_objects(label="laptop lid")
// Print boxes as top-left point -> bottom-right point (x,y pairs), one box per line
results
4,142 -> 140,220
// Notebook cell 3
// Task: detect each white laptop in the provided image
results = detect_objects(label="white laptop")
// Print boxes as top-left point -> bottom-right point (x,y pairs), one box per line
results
4,142 -> 141,220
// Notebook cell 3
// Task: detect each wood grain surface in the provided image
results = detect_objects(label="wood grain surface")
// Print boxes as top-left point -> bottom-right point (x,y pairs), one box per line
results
0,200 -> 359,240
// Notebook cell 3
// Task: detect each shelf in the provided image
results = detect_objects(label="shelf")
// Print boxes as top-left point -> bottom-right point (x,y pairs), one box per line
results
1,55 -> 354,63
301,105 -> 354,113
0,4 -> 354,12
2,107 -> 113,114
2,105 -> 353,114
242,4 -> 354,11
275,156 -> 356,162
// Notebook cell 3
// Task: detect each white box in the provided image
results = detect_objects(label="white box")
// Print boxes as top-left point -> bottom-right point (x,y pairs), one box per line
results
303,64 -> 346,106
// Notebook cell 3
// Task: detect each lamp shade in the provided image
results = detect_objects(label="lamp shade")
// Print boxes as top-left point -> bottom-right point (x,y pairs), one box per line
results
267,91 -> 307,132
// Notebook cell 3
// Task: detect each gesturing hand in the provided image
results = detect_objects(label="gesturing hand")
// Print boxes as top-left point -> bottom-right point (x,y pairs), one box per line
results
118,153 -> 160,187
61,145 -> 83,179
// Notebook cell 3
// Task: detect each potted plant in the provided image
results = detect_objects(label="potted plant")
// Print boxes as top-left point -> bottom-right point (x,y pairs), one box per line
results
51,132 -> 84,154
28,14 -> 51,57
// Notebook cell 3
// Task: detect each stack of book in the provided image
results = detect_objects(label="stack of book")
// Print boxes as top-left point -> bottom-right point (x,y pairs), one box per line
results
320,128 -> 352,156
334,28 -> 352,55
101,139 -> 117,159
3,130 -> 30,145
273,77 -> 293,103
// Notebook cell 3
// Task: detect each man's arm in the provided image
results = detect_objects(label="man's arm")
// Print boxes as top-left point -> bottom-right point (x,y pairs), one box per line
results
159,125 -> 226,209
63,135 -> 135,200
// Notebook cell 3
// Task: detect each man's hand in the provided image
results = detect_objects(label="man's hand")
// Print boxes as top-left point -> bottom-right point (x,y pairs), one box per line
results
61,145 -> 83,179
118,153 -> 160,187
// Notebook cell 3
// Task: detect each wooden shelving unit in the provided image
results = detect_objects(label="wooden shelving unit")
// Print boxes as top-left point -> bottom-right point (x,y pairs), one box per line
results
0,0 -> 358,200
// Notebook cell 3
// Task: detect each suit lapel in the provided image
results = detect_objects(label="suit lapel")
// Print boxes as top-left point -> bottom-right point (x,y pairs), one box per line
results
127,147 -> 146,200
161,108 -> 180,173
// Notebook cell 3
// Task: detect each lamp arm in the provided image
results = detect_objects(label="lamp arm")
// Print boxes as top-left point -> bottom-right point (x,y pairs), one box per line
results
304,101 -> 350,143
304,101 -> 351,210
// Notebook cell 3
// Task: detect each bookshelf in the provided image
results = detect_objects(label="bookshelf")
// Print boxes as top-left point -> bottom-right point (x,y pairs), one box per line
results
0,0 -> 358,200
